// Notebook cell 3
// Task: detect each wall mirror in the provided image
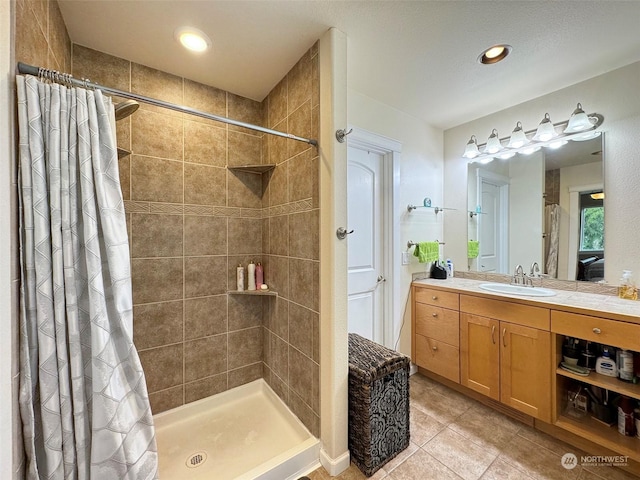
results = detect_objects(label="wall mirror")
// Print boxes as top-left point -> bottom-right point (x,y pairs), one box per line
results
467,135 -> 603,281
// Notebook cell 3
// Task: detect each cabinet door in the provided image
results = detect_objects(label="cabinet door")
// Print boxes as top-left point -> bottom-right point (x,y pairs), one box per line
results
500,322 -> 551,422
460,313 -> 500,400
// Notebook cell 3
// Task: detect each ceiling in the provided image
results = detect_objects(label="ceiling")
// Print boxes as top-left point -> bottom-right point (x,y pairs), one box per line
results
58,1 -> 640,130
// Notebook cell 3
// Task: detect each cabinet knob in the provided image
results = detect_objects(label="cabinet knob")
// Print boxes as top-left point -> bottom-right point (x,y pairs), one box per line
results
432,345 -> 438,351
432,312 -> 438,317
432,296 -> 438,300
592,327 -> 601,334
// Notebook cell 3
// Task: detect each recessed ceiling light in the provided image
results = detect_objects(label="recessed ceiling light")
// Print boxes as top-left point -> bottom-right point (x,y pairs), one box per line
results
478,44 -> 512,65
174,27 -> 211,53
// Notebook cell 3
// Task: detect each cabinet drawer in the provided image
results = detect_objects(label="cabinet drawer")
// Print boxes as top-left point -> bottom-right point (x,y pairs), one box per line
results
415,303 -> 459,347
415,287 -> 459,310
460,295 -> 550,330
415,334 -> 460,383
551,311 -> 640,350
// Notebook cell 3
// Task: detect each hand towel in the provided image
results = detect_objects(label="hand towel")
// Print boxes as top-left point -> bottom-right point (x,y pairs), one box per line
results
414,241 -> 439,263
468,240 -> 480,259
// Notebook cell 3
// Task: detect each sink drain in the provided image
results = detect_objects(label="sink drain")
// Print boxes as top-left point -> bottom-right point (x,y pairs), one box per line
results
186,451 -> 207,468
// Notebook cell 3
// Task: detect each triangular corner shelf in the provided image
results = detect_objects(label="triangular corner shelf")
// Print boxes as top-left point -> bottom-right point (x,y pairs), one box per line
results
227,164 -> 276,175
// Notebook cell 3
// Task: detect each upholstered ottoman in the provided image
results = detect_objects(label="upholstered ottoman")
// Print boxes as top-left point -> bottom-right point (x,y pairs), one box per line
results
347,333 -> 410,476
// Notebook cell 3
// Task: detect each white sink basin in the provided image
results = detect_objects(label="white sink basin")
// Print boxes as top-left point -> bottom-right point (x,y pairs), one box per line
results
478,283 -> 556,297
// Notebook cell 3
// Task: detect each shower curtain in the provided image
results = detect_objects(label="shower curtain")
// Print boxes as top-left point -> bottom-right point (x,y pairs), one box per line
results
16,75 -> 158,479
545,204 -> 560,278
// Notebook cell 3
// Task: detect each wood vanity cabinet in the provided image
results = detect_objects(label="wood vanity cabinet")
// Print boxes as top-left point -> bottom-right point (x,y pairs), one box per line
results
411,286 -> 460,383
459,295 -> 551,422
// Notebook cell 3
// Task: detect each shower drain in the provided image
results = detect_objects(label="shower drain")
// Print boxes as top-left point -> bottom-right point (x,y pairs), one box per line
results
185,451 -> 208,468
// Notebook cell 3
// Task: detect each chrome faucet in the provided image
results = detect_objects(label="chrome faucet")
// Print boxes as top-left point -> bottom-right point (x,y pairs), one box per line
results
512,264 -> 533,286
530,262 -> 540,278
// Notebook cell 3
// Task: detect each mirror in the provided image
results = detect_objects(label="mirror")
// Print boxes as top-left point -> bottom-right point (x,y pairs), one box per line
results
467,135 -> 603,281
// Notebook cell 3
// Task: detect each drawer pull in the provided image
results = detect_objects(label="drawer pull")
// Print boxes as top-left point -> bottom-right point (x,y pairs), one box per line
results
502,327 -> 507,347
592,327 -> 601,334
432,296 -> 438,300
491,325 -> 496,344
432,345 -> 438,351
432,312 -> 438,317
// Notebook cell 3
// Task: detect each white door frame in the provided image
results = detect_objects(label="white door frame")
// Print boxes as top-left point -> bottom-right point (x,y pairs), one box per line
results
477,169 -> 510,274
347,126 -> 401,349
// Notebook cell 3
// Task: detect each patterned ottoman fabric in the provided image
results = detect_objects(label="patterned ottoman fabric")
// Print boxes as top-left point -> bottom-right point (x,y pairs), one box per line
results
348,333 -> 411,477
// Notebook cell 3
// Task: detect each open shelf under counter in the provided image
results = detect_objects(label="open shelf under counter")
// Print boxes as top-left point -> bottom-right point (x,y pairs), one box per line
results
227,290 -> 278,297
556,368 -> 640,401
556,414 -> 640,461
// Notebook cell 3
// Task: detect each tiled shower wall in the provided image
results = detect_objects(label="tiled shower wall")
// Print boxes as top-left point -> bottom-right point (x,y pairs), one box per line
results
14,0 -> 71,477
71,43 -> 320,435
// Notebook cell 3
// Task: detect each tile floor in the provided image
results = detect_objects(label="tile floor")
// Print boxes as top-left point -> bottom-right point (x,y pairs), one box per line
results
308,373 -> 638,480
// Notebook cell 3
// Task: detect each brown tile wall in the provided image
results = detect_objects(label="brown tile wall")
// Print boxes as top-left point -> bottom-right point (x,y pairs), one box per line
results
71,43 -> 320,436
14,0 -> 71,477
261,44 -> 321,436
545,169 -> 560,205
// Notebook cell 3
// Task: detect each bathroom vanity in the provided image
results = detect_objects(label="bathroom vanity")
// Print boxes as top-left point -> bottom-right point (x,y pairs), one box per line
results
411,277 -> 640,475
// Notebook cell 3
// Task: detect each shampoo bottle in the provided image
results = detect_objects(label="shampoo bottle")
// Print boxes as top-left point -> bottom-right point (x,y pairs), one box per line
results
236,264 -> 245,291
256,262 -> 264,288
247,261 -> 256,291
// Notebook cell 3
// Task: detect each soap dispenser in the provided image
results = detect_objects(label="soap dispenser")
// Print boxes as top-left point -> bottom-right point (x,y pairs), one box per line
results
618,270 -> 638,300
595,347 -> 617,377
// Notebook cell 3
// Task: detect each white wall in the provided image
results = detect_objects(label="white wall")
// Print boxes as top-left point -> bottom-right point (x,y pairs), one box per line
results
347,89 -> 443,356
444,61 -> 640,284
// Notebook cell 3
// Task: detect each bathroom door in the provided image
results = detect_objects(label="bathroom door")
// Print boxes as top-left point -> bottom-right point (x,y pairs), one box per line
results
347,146 -> 384,343
478,175 -> 509,274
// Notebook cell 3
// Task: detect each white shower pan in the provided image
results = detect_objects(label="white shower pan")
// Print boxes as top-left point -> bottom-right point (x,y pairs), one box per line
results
154,379 -> 320,480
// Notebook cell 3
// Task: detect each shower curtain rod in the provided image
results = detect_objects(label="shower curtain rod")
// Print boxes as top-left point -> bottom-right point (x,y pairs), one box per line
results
17,62 -> 318,147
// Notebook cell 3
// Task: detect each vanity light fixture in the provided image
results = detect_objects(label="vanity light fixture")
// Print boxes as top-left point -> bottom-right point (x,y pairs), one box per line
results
484,129 -> 503,154
175,27 -> 212,53
478,44 -> 512,65
462,104 -> 604,164
507,122 -> 529,149
564,103 -> 593,133
532,113 -> 557,142
590,192 -> 605,200
462,135 -> 480,159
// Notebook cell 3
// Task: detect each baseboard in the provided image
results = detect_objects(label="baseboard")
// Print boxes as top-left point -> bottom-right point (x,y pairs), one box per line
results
319,448 -> 350,476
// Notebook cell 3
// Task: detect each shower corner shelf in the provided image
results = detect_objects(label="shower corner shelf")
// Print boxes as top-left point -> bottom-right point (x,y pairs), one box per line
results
117,147 -> 131,159
227,290 -> 278,297
227,164 -> 276,175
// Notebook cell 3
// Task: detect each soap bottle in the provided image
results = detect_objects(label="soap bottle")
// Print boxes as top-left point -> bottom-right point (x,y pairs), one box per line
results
618,270 -> 638,300
256,262 -> 264,288
446,258 -> 454,278
247,261 -> 256,291
595,347 -> 617,377
236,264 -> 244,291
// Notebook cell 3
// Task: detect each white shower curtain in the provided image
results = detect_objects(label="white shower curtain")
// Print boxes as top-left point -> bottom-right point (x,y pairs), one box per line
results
545,204 -> 560,278
16,75 -> 158,479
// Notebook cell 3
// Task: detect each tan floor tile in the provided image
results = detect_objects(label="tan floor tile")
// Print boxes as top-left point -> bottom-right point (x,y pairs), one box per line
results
410,407 -> 446,446
480,457 -> 536,480
388,449 -> 463,480
449,405 -> 521,455
382,442 -> 419,473
424,427 -> 498,480
581,464 -> 640,480
517,425 -> 580,455
498,435 -> 582,480
410,389 -> 471,425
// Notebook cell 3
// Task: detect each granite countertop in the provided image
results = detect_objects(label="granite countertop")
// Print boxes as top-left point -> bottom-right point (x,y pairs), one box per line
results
412,277 -> 640,324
